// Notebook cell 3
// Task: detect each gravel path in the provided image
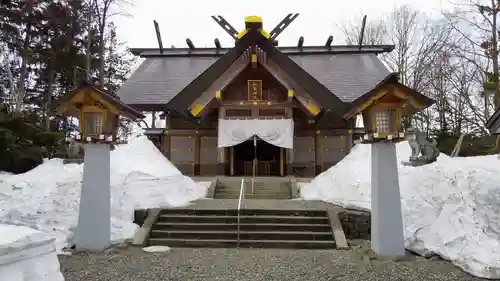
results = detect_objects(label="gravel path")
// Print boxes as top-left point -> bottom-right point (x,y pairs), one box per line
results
59,242 -> 485,281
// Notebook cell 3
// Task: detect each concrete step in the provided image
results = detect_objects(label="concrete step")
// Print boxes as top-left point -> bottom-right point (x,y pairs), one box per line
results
215,190 -> 291,195
214,194 -> 292,199
215,188 -> 291,193
160,209 -> 328,217
156,214 -> 330,224
153,222 -> 332,232
148,238 -> 335,249
149,229 -> 334,240
215,193 -> 291,199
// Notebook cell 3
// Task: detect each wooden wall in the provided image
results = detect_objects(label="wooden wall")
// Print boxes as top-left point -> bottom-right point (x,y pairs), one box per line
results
289,131 -> 349,177
223,65 -> 288,102
149,130 -> 351,177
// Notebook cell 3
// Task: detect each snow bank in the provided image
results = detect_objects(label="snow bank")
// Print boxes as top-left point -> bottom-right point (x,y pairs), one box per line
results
0,136 -> 207,253
0,224 -> 64,281
301,141 -> 500,279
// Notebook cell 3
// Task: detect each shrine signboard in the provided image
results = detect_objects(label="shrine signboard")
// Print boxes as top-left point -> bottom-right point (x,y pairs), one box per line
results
248,80 -> 262,101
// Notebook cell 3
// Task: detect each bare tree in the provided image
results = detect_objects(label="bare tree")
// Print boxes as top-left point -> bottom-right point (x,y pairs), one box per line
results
341,5 -> 452,131
90,0 -> 131,87
341,16 -> 387,45
444,0 -> 500,112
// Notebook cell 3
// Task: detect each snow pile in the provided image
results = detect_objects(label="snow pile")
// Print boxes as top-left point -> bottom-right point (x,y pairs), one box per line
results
301,141 -> 500,279
0,224 -> 64,281
0,136 -> 207,253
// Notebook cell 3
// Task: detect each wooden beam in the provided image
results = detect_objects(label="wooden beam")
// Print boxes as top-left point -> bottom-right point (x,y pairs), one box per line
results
298,36 -> 304,48
188,49 -> 251,117
186,38 -> 195,50
214,38 -> 222,49
358,15 -> 367,50
211,15 -> 239,40
344,89 -> 390,119
153,20 -> 164,54
325,35 -> 333,47
269,13 -> 300,40
260,55 -> 322,116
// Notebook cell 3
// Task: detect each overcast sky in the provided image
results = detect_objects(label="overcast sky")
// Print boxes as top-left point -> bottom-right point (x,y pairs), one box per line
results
112,0 -> 452,49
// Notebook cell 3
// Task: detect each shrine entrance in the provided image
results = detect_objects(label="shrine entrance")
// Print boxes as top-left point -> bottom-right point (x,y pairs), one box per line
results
230,138 -> 284,177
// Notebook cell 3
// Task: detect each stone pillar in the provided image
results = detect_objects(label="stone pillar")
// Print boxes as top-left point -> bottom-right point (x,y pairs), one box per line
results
75,143 -> 111,251
371,142 -> 405,258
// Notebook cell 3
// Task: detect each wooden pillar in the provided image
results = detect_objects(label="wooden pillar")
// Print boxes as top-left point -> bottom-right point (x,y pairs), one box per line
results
151,111 -> 156,128
194,131 -> 201,176
286,148 -> 294,175
217,147 -> 226,175
280,147 -> 284,176
217,107 -> 226,175
347,118 -> 355,152
286,107 -> 294,176
230,147 -> 235,175
164,111 -> 171,159
314,130 -> 322,176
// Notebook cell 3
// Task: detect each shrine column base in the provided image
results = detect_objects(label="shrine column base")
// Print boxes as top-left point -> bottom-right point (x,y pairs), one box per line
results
370,142 -> 405,258
75,143 -> 111,251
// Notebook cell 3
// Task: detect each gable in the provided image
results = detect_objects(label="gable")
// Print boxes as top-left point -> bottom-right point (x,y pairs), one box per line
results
167,30 -> 349,120
343,73 -> 435,119
53,82 -> 145,120
222,64 -> 288,102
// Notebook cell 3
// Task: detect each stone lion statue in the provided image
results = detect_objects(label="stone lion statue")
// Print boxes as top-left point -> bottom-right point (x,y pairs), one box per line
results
404,127 -> 439,166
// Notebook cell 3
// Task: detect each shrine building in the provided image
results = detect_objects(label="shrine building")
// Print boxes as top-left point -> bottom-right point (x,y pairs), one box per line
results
117,15 -> 433,177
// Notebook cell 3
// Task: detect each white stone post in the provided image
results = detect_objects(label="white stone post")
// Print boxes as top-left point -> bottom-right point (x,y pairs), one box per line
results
74,143 -> 111,251
370,142 -> 405,258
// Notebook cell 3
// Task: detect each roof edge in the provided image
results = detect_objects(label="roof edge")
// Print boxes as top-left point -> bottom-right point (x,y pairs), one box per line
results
51,81 -> 145,120
343,73 -> 435,118
486,108 -> 500,132
129,44 -> 395,57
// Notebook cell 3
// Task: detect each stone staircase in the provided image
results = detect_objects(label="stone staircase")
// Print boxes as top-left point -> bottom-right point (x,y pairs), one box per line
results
213,177 -> 293,199
147,208 -> 336,249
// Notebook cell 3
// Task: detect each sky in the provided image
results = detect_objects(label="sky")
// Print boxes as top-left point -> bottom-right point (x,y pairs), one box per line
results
112,0 -> 453,49
110,0 -> 453,127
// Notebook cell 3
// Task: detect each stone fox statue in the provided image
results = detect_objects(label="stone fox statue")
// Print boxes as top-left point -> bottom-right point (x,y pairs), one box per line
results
405,127 -> 440,165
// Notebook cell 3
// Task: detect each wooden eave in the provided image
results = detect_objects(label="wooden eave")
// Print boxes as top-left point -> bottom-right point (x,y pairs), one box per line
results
130,45 -> 395,57
343,73 -> 435,119
486,107 -> 500,134
52,81 -> 145,120
167,29 -> 348,122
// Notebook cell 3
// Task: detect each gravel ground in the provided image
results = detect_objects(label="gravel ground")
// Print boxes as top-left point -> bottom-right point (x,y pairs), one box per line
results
58,241 -> 485,281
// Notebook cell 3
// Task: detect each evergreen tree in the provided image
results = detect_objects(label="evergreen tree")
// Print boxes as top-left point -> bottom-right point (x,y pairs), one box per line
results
0,0 -> 135,173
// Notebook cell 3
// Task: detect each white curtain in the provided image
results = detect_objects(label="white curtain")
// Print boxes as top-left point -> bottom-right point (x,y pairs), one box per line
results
217,118 -> 294,148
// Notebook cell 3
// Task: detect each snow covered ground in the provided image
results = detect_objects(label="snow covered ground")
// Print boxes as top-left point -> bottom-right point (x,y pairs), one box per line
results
301,141 -> 500,279
0,224 -> 64,281
0,136 -> 208,253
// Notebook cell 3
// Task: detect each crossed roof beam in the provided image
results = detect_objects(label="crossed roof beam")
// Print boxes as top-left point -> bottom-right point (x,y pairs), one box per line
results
211,13 -> 299,44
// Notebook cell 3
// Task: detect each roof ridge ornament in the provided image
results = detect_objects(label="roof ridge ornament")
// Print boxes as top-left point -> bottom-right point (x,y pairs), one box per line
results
211,14 -> 299,43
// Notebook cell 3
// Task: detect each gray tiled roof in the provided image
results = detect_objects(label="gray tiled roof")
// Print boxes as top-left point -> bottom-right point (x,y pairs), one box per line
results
118,56 -> 217,105
118,53 -> 389,105
289,53 -> 390,102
